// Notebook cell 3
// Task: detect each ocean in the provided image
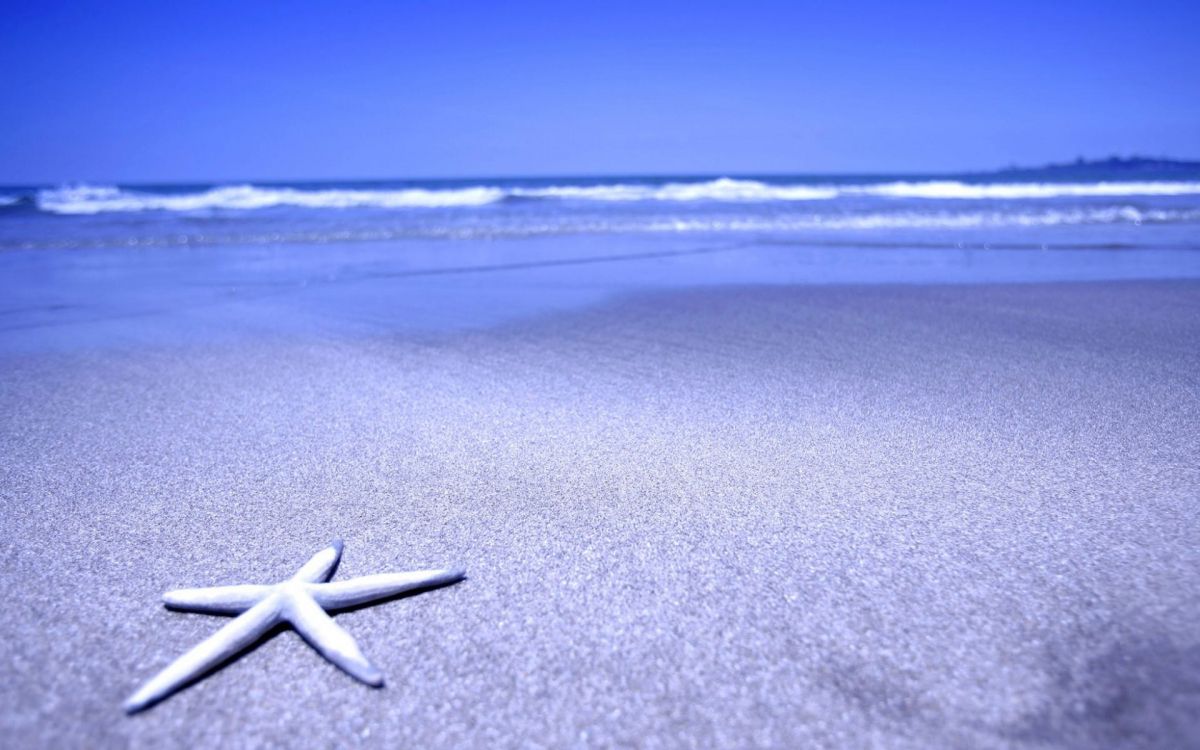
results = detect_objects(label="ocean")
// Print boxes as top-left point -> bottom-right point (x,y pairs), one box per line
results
4,170 -> 1200,353
3,172 -> 1200,251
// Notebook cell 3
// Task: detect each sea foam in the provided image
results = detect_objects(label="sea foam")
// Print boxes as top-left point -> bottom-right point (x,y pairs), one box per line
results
512,178 -> 839,202
7,206 -> 1195,251
37,184 -> 506,214
854,180 -> 1200,199
33,178 -> 1200,214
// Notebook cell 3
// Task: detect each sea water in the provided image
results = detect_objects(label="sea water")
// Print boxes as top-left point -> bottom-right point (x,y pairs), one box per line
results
2,172 -> 1200,250
2,171 -> 1199,351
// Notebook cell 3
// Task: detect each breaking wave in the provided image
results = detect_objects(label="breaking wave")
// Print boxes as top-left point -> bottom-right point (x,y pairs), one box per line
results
512,179 -> 838,202
33,178 -> 1200,215
37,184 -> 506,214
855,180 -> 1200,199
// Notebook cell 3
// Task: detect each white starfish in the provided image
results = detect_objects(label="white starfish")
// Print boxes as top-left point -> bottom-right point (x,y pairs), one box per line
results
125,540 -> 464,713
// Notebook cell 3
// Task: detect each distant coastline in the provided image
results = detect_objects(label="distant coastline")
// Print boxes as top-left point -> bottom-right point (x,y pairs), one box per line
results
974,155 -> 1200,179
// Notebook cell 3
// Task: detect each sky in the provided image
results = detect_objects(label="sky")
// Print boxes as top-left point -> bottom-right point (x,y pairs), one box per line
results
1,0 -> 1198,183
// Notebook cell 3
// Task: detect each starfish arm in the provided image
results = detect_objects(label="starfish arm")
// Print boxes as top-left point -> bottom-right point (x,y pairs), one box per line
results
283,591 -> 384,686
307,569 -> 465,610
291,539 -> 344,583
124,595 -> 282,714
162,584 -> 273,614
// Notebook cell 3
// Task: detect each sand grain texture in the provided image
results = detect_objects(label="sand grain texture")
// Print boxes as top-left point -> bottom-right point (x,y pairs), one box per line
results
2,281 -> 1199,748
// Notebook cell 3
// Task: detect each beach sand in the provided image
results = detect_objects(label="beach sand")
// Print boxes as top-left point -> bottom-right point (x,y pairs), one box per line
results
2,278 -> 1199,747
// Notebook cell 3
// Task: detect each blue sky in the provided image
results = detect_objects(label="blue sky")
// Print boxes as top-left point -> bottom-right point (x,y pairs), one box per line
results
1,0 -> 1197,183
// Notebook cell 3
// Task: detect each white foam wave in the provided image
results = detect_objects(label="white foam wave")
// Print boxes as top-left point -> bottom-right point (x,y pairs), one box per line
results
513,178 -> 838,202
0,195 -> 19,206
37,179 -> 840,214
516,178 -> 1200,202
854,180 -> 1200,199
37,184 -> 506,214
32,178 -> 1200,214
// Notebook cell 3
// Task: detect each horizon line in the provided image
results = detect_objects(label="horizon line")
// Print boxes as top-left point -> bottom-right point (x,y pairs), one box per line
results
3,154 -> 1198,190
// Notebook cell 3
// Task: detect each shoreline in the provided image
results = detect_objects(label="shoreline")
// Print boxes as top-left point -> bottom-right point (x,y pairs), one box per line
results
3,235 -> 1200,357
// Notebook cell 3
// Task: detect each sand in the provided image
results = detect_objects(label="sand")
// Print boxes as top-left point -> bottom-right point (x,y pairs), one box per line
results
2,277 -> 1199,748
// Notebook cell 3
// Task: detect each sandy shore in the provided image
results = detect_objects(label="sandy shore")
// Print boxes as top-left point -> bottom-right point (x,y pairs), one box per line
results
2,278 -> 1199,747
